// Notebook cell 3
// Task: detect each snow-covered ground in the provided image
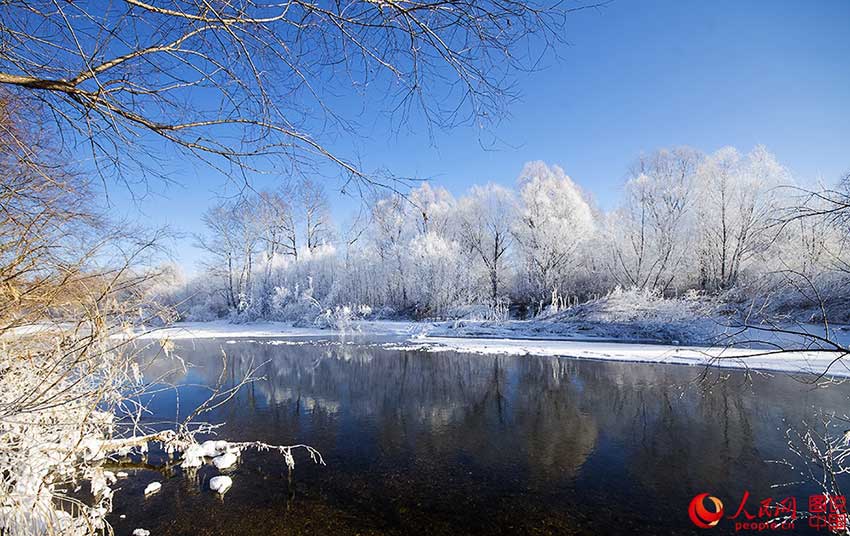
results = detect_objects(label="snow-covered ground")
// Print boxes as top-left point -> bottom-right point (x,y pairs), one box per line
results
424,317 -> 850,352
395,336 -> 850,378
134,319 -> 850,379
131,319 -> 423,340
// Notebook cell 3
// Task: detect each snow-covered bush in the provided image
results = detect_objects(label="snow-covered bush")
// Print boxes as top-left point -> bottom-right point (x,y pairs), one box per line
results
555,286 -> 710,322
452,299 -> 512,322
0,327 -> 127,534
269,281 -> 323,324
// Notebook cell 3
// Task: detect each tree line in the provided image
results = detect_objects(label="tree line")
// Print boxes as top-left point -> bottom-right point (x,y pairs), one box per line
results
159,146 -> 849,323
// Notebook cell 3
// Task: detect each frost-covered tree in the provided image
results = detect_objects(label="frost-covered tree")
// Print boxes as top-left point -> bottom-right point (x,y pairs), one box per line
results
196,198 -> 264,314
513,161 -> 596,306
368,193 -> 412,309
173,148 -> 817,323
753,173 -> 850,320
354,183 -> 463,316
406,232 -> 468,317
299,179 -> 333,252
408,182 -> 456,236
404,184 -> 466,316
255,189 -> 298,316
695,146 -> 788,291
258,189 -> 298,262
190,183 -> 345,320
607,147 -> 701,293
457,184 -> 517,302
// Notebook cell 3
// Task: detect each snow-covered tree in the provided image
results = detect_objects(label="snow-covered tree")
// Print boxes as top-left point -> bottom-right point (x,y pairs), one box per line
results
255,189 -> 298,316
368,193 -> 412,309
513,161 -> 596,306
457,183 -> 517,302
196,197 -> 265,314
177,148 -> 824,323
298,179 -> 333,252
606,147 -> 701,293
695,146 -> 788,291
408,182 -> 456,236
350,183 -> 464,315
406,231 -> 467,317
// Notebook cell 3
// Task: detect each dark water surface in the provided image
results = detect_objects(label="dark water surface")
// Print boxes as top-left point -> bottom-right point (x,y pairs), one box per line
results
108,338 -> 850,535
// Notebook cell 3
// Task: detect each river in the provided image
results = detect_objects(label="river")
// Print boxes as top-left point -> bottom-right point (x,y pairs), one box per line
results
108,337 -> 850,534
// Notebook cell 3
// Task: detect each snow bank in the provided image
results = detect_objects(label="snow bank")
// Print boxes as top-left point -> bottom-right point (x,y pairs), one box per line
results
130,318 -> 850,379
131,320 -> 420,340
394,336 -> 850,378
437,289 -> 727,346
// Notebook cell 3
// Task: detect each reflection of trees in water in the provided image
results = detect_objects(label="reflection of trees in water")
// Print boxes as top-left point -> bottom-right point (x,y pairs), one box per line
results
492,357 -> 599,485
151,340 -> 850,498
566,362 -> 850,504
154,341 -> 600,485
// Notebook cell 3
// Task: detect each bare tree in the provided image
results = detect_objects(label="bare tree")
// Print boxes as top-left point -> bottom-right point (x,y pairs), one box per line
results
1,97 -> 326,533
0,0 -> 588,188
0,94 -> 172,533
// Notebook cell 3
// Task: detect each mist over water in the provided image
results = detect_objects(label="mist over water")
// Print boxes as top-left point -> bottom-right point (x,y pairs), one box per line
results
110,339 -> 850,535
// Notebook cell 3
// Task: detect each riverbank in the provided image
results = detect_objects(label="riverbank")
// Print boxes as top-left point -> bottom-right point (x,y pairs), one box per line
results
134,319 -> 850,379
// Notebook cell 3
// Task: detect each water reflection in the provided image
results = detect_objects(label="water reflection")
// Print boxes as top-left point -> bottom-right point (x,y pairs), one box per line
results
112,339 -> 850,535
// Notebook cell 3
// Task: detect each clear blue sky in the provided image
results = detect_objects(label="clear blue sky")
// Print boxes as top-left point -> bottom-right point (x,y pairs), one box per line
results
110,0 -> 850,271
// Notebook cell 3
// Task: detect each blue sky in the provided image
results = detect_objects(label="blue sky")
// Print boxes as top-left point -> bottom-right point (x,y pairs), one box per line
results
110,0 -> 850,270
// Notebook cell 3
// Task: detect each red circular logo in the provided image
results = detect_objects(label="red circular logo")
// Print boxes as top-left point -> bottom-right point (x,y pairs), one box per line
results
689,493 -> 724,528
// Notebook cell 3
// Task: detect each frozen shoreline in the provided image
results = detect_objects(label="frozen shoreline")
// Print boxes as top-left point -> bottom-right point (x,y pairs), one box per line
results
132,320 -> 850,379
394,336 -> 850,378
131,319 -> 425,340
